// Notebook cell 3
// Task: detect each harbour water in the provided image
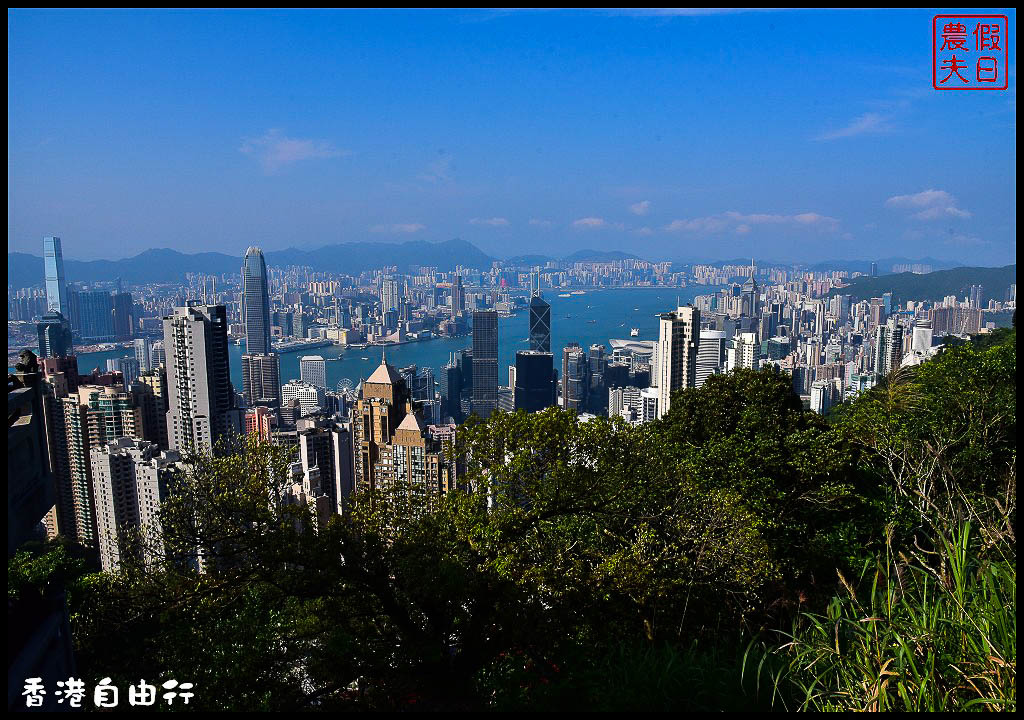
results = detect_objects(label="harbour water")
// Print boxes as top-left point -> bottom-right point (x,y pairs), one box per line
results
73,288 -> 712,392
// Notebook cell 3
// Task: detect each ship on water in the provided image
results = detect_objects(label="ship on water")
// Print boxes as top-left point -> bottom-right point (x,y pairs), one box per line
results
630,328 -> 639,337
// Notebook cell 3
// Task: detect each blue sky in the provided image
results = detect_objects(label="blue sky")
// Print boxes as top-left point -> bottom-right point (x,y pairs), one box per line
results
7,9 -> 1017,264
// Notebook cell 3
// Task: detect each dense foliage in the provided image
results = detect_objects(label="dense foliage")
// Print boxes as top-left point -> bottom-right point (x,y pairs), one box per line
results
10,327 -> 1015,710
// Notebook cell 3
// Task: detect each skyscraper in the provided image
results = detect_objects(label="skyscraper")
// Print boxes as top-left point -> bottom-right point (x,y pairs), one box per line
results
300,355 -> 327,390
514,350 -> 555,412
655,305 -> 700,419
242,247 -> 272,355
561,343 -> 588,412
37,312 -> 73,359
696,329 -> 727,388
471,310 -> 498,417
43,236 -> 69,319
241,247 -> 279,408
873,317 -> 904,377
529,295 -> 551,352
164,305 -> 238,454
242,353 -> 282,408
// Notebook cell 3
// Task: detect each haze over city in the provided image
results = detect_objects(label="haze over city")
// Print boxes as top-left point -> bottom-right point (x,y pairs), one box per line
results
8,8 -> 1016,265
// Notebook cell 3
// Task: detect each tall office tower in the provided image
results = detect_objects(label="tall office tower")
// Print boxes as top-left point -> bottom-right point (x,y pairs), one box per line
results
281,380 -> 326,418
587,343 -> 608,413
471,310 -> 499,417
164,305 -> 238,455
873,318 -> 905,377
43,236 -> 69,319
809,379 -> 842,416
608,385 -> 642,420
381,277 -> 401,314
870,261 -> 878,277
69,289 -> 115,340
727,332 -> 760,372
514,351 -> 555,412
529,271 -> 541,297
241,353 -> 282,408
352,355 -> 455,503
640,386 -> 660,423
440,355 -> 463,424
911,321 -> 933,354
298,419 -> 354,514
451,275 -> 465,318
133,337 -> 152,371
411,367 -> 435,403
134,369 -> 169,449
243,405 -> 276,441
561,343 -> 589,412
37,312 -> 74,359
90,437 -> 179,572
695,329 -> 727,388
529,295 -> 552,352
106,356 -> 141,389
740,263 -> 759,317
112,291 -> 135,340
242,247 -> 272,355
968,284 -> 984,309
149,341 -> 166,368
457,349 -> 473,403
655,305 -> 700,419
300,355 -> 327,390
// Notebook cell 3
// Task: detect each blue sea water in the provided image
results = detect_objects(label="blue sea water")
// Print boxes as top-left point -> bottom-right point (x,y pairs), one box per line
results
73,288 -> 711,391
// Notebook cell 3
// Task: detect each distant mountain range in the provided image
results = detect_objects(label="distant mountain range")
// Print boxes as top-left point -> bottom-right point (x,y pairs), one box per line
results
827,265 -> 1017,304
504,249 -> 645,266
7,238 -> 496,287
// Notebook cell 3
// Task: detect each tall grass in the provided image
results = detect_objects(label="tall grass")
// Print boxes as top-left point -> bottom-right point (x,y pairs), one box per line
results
748,523 -> 1016,711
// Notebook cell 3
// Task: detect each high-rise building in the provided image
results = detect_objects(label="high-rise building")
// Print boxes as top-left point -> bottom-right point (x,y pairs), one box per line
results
655,305 -> 700,419
112,291 -> 135,340
450,275 -> 464,318
696,329 -> 727,388
164,305 -> 238,454
352,355 -> 455,505
68,289 -> 115,340
514,350 -> 555,412
727,331 -> 760,372
134,337 -> 152,372
300,355 -> 327,390
561,343 -> 588,412
439,356 -> 463,424
298,419 -> 354,514
242,247 -> 272,356
281,380 -> 326,418
968,284 -> 984,309
471,310 -> 498,417
873,318 -> 904,377
134,369 -> 169,449
37,312 -> 73,359
106,356 -> 141,389
90,437 -> 179,572
43,236 -> 69,320
242,353 -> 282,408
529,295 -> 551,352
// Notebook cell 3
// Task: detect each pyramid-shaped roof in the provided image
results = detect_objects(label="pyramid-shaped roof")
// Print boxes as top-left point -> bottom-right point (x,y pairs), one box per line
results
396,411 -> 424,433
366,349 -> 402,385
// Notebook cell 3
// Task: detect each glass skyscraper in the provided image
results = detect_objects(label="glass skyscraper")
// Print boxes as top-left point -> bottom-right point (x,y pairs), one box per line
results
242,246 -> 272,355
528,295 -> 551,353
471,310 -> 498,417
43,236 -> 69,319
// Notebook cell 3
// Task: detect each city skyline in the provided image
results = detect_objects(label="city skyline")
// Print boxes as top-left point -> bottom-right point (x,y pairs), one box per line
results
8,9 -> 1017,266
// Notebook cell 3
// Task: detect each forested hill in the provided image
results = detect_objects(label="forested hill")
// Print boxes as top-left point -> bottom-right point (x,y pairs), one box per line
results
828,264 -> 1016,304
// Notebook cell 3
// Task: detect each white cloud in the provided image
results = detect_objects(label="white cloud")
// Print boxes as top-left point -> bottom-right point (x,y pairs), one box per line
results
529,218 -> 554,228
885,189 -> 971,220
573,217 -> 607,229
469,217 -> 509,226
815,112 -> 891,141
370,223 -> 425,234
240,129 -> 347,173
629,200 -> 652,216
665,210 -> 838,234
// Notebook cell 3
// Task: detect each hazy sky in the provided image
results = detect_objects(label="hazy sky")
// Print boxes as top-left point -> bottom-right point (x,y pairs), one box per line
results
8,9 -> 1017,264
